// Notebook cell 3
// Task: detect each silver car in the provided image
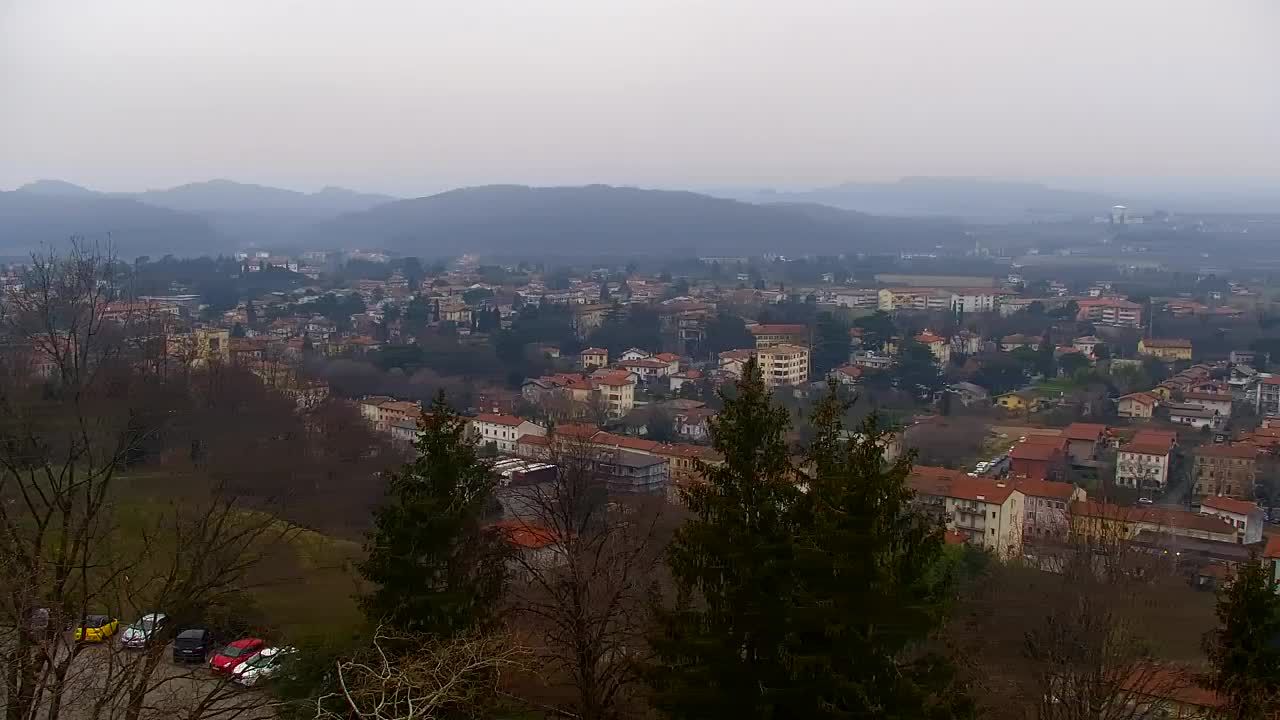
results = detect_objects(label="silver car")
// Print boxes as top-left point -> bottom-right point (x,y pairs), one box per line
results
119,613 -> 167,649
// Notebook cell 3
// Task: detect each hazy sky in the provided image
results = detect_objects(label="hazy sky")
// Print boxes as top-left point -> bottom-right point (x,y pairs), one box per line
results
3,0 -> 1278,196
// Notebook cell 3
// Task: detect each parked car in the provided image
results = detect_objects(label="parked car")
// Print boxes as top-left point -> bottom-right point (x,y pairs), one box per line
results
73,614 -> 119,643
120,613 -> 167,649
210,638 -> 266,675
173,628 -> 215,664
231,646 -> 296,687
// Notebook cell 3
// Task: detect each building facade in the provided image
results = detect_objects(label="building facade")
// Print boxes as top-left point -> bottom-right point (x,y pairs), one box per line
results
755,344 -> 811,387
1193,444 -> 1259,499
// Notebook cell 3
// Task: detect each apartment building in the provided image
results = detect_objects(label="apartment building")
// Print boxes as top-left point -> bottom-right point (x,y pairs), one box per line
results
748,323 -> 809,348
1193,444 -> 1259,499
1254,377 -> 1280,416
909,466 -> 1025,559
1200,496 -> 1265,545
1115,440 -> 1173,491
878,288 -> 952,312
755,344 -> 811,387
469,414 -> 547,454
832,288 -> 880,309
1014,479 -> 1086,541
1075,297 -> 1143,328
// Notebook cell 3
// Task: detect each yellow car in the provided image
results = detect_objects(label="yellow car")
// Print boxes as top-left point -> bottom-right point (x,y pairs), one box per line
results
74,614 -> 119,642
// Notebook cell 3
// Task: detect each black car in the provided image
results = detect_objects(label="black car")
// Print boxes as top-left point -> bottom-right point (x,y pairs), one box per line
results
173,628 -> 214,663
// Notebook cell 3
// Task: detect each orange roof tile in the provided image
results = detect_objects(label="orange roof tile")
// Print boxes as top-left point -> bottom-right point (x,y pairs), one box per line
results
1200,496 -> 1260,516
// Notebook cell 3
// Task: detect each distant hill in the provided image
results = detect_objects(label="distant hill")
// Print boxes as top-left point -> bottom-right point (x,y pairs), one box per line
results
0,191 -> 219,258
713,177 -> 1121,221
9,179 -> 399,250
313,184 -> 965,256
128,179 -> 395,217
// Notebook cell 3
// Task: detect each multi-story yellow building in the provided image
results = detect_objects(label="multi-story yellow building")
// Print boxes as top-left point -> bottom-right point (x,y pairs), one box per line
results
755,344 -> 810,387
1138,338 -> 1193,362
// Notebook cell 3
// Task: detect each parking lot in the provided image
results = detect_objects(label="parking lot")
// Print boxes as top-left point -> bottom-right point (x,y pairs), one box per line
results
2,634 -> 279,720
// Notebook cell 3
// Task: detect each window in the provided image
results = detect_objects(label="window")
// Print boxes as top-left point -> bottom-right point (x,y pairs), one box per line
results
991,511 -> 996,519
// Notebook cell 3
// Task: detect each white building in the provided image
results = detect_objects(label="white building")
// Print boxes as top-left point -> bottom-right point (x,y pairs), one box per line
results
950,289 -> 1002,314
909,467 -> 1026,559
1200,496 -> 1265,545
1115,441 -> 1172,491
470,414 -> 547,454
755,344 -> 810,388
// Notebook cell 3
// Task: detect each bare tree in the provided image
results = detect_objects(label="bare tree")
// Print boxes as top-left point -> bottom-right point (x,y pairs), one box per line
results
501,433 -> 671,720
0,246 -> 301,720
314,628 -> 528,720
946,519 -> 1206,720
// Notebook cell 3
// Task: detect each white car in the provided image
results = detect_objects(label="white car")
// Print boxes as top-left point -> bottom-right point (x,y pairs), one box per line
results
119,613 -> 167,649
231,646 -> 295,687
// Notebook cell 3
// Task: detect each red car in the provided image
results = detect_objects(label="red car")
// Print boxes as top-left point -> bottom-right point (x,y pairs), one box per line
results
209,638 -> 265,674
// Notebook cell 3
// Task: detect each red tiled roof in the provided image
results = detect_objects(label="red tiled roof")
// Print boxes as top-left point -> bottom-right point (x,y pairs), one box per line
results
1120,442 -> 1172,457
1183,391 -> 1231,402
1142,338 -> 1192,349
1201,496 -> 1260,516
1071,501 -> 1236,535
1132,429 -> 1176,447
621,358 -> 670,369
473,413 -> 528,427
1013,479 -> 1078,500
909,466 -> 1018,504
593,372 -> 635,387
749,324 -> 807,336
1119,392 -> 1157,405
1195,444 -> 1258,460
1264,535 -> 1280,560
653,352 -> 680,363
1010,442 -> 1062,461
943,530 -> 969,545
1063,422 -> 1108,442
915,332 -> 945,344
488,520 -> 562,550
1119,665 -> 1222,710
579,347 -> 608,355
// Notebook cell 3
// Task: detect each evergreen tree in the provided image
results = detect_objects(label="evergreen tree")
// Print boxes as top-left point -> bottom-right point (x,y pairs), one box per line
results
359,393 -> 507,637
245,299 -> 257,327
230,322 -> 246,338
1205,558 -> 1280,719
1036,332 -> 1056,378
648,359 -> 801,718
599,280 -> 611,303
812,311 -> 850,378
783,385 -> 968,718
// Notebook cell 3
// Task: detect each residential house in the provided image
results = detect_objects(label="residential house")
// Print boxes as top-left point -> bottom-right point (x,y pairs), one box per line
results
1118,392 -> 1158,419
620,358 -> 673,382
878,288 -> 952,312
914,330 -> 951,366
388,419 -> 420,444
1138,338 -> 1194,362
950,330 -> 984,356
949,288 -> 1007,314
593,371 -> 637,417
1181,391 -> 1233,419
1010,437 -> 1067,481
832,288 -> 880,309
470,414 -> 547,454
1000,334 -> 1040,352
948,381 -> 990,407
1115,438 -> 1173,491
748,323 -> 809,348
1061,422 -> 1108,463
618,348 -> 652,362
652,352 -> 681,374
851,351 -> 894,370
669,368 -> 703,393
1115,665 -> 1224,719
1015,479 -> 1086,541
996,391 -> 1039,413
1165,403 -> 1219,430
829,365 -> 864,385
718,349 -> 754,378
1200,496 -> 1265,545
1075,297 -> 1143,328
1072,335 -> 1104,358
579,347 -> 609,369
909,466 -> 1025,559
673,407 -> 715,443
1193,444 -> 1259,499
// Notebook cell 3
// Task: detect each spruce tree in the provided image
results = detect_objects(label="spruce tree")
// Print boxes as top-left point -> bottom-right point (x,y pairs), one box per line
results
1205,558 -> 1280,719
648,359 -> 801,718
784,384 -> 968,718
359,392 -> 506,637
